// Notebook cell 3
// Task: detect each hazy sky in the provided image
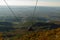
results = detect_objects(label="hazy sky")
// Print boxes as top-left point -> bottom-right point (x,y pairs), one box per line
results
0,0 -> 60,7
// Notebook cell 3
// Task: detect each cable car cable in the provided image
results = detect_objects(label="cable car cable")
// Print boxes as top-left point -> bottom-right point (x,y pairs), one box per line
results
3,0 -> 18,22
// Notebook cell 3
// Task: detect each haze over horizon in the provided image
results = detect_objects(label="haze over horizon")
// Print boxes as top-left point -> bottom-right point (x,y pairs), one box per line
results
0,0 -> 60,21
0,0 -> 60,7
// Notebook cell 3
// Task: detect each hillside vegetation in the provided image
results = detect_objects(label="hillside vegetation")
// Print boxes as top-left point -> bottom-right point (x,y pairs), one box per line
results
0,28 -> 60,40
0,21 -> 60,40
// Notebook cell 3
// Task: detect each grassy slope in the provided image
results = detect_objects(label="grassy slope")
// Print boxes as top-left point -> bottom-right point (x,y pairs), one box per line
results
0,21 -> 60,40
0,27 -> 59,40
